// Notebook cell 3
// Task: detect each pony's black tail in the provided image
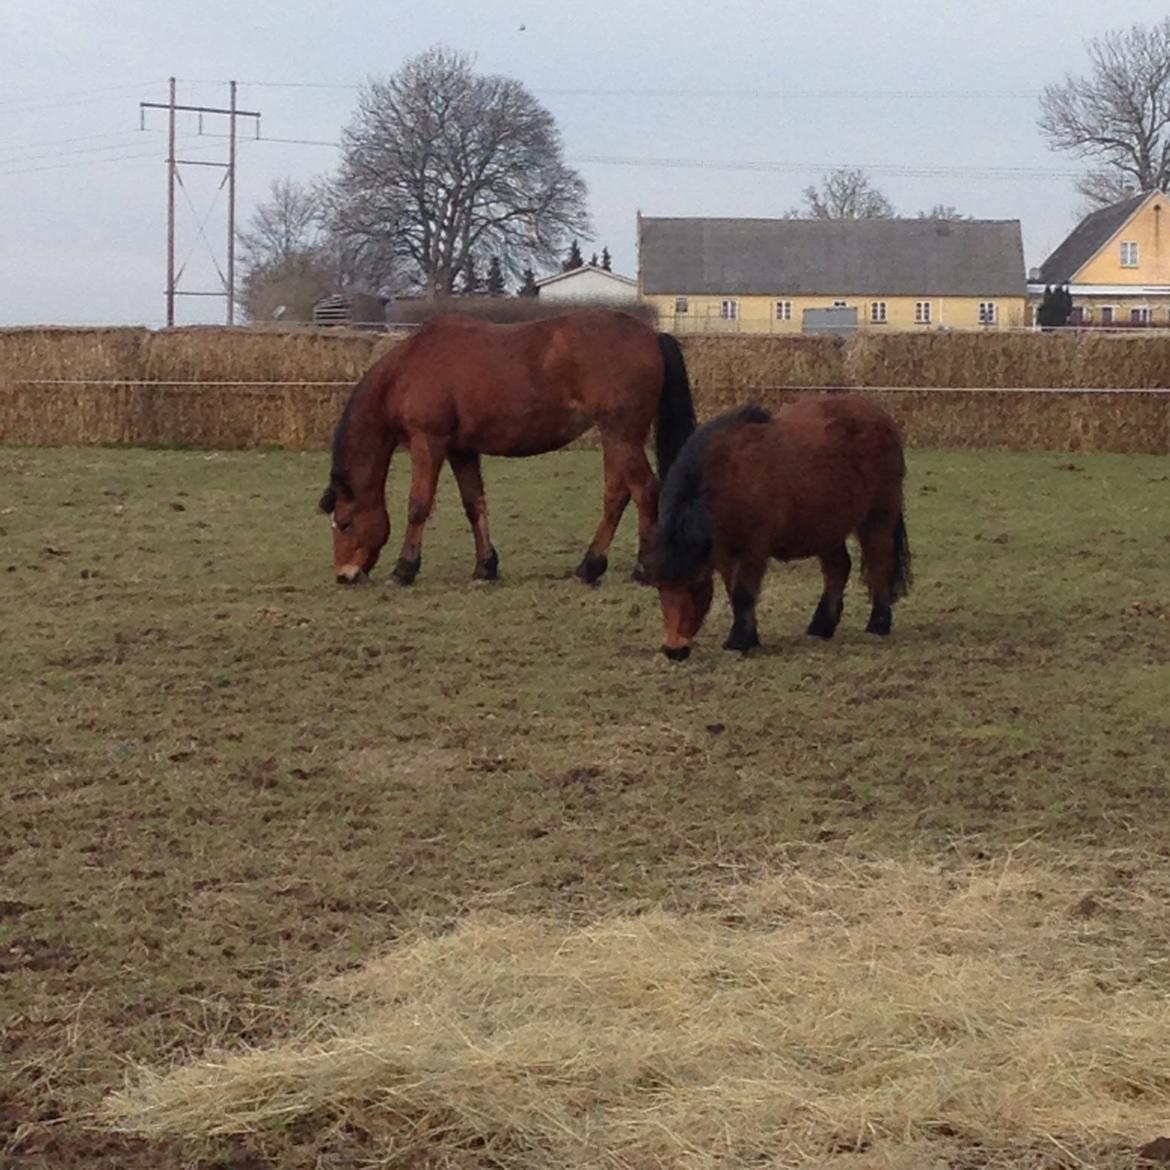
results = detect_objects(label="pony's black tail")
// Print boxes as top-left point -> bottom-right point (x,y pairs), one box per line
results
655,333 -> 697,480
891,514 -> 913,601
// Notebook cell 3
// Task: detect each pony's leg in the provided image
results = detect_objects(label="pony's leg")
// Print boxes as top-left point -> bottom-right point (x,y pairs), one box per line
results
392,436 -> 446,586
576,440 -> 632,585
723,556 -> 766,653
807,543 -> 852,639
858,518 -> 895,634
448,450 -> 499,581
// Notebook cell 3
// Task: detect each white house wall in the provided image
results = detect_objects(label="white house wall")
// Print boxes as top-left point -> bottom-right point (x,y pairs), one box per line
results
539,268 -> 638,303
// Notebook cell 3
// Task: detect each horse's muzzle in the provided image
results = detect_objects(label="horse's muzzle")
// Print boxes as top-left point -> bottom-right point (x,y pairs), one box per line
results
661,644 -> 691,662
336,569 -> 370,586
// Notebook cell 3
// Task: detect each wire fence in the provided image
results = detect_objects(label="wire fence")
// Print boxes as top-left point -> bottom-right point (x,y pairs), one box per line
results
7,379 -> 1170,395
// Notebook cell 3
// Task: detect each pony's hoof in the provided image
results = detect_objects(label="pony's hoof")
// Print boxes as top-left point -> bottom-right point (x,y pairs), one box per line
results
806,620 -> 837,639
865,605 -> 893,635
575,552 -> 608,586
723,631 -> 760,653
631,559 -> 654,585
391,557 -> 420,586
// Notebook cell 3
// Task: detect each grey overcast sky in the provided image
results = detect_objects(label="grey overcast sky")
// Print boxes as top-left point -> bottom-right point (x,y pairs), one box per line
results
4,0 -> 1167,326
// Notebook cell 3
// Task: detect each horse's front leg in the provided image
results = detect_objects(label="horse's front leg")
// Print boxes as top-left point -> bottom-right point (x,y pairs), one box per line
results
448,449 -> 499,581
392,435 -> 447,586
576,439 -> 632,585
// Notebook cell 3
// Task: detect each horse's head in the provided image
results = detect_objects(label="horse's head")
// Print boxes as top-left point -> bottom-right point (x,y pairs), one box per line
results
657,570 -> 714,661
319,481 -> 389,585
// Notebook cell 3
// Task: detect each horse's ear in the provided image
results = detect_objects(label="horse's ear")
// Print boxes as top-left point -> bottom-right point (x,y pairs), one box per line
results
318,485 -> 337,515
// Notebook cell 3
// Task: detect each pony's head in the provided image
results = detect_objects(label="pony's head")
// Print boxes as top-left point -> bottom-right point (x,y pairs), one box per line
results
319,477 -> 389,585
657,569 -> 714,660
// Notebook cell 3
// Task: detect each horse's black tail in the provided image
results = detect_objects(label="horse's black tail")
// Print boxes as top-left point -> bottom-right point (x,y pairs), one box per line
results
655,333 -> 697,480
891,514 -> 913,601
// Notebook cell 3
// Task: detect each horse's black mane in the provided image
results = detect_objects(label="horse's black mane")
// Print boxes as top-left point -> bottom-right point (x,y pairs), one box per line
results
656,404 -> 772,582
318,385 -> 359,514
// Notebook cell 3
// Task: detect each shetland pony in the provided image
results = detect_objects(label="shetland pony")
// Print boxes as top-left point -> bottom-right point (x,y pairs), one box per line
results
655,395 -> 911,660
318,309 -> 695,587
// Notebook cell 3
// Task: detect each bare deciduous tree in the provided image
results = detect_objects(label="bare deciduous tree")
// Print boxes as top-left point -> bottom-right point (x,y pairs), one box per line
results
788,168 -> 895,219
916,204 -> 971,221
1038,18 -> 1170,207
237,179 -> 339,322
330,47 -> 591,298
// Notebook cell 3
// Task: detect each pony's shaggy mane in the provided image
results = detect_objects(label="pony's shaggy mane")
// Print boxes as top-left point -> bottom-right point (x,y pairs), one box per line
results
655,405 -> 772,583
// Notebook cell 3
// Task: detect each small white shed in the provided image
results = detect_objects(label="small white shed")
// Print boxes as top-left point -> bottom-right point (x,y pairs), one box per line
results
536,265 -> 638,304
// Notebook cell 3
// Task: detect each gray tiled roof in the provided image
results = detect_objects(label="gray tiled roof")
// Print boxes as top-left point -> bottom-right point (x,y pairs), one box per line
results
1036,192 -> 1150,285
638,216 -> 1025,297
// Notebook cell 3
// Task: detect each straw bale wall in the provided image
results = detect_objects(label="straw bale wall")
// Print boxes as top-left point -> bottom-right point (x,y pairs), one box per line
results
1,326 -> 1168,453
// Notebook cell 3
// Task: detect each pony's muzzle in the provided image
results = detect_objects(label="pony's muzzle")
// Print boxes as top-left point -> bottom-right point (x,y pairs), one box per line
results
336,568 -> 370,586
662,644 -> 691,662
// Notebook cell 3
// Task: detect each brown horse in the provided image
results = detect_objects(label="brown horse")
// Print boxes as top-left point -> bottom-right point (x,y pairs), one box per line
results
655,395 -> 912,660
318,309 -> 695,586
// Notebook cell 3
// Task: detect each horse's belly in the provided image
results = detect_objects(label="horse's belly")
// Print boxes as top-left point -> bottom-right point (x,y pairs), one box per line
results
462,405 -> 592,457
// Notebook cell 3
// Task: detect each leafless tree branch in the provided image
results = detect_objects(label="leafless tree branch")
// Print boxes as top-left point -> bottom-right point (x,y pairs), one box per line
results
328,47 -> 591,297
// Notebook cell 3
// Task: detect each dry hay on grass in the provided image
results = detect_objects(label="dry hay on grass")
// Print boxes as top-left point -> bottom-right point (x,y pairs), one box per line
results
103,852 -> 1170,1168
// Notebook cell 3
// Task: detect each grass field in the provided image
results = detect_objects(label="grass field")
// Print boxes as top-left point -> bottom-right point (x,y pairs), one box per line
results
2,443 -> 1169,1169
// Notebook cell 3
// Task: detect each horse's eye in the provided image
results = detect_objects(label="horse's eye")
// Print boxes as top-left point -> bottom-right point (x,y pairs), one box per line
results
339,520 -> 354,535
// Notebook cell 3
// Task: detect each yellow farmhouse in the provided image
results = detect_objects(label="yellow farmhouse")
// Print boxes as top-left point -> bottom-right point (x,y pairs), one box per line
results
1029,190 -> 1170,326
637,214 -> 1027,333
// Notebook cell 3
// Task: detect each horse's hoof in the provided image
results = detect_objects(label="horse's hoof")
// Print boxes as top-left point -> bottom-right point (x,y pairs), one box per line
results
806,620 -> 837,639
473,548 -> 500,581
575,552 -> 608,585
631,560 -> 654,585
865,605 -> 893,635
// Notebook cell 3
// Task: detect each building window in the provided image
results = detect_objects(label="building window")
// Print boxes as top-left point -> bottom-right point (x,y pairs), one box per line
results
978,301 -> 998,326
1131,306 -> 1153,325
775,300 -> 792,321
1070,306 -> 1090,326
1120,241 -> 1140,267
1100,306 -> 1114,325
915,301 -> 932,324
869,301 -> 887,323
674,296 -> 688,314
720,299 -> 739,320
832,299 -> 847,309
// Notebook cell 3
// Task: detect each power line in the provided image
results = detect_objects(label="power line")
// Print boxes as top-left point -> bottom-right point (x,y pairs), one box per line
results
0,85 -> 167,117
1,128 -> 160,155
0,138 -> 220,179
180,77 -> 1040,100
208,131 -> 1082,183
0,79 -> 163,106
2,133 -> 162,167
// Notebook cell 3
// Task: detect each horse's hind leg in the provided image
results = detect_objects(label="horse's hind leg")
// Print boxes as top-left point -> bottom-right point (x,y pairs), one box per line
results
449,450 -> 499,581
807,543 -> 852,639
722,554 -> 765,653
625,446 -> 659,584
576,439 -> 633,585
393,435 -> 447,586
